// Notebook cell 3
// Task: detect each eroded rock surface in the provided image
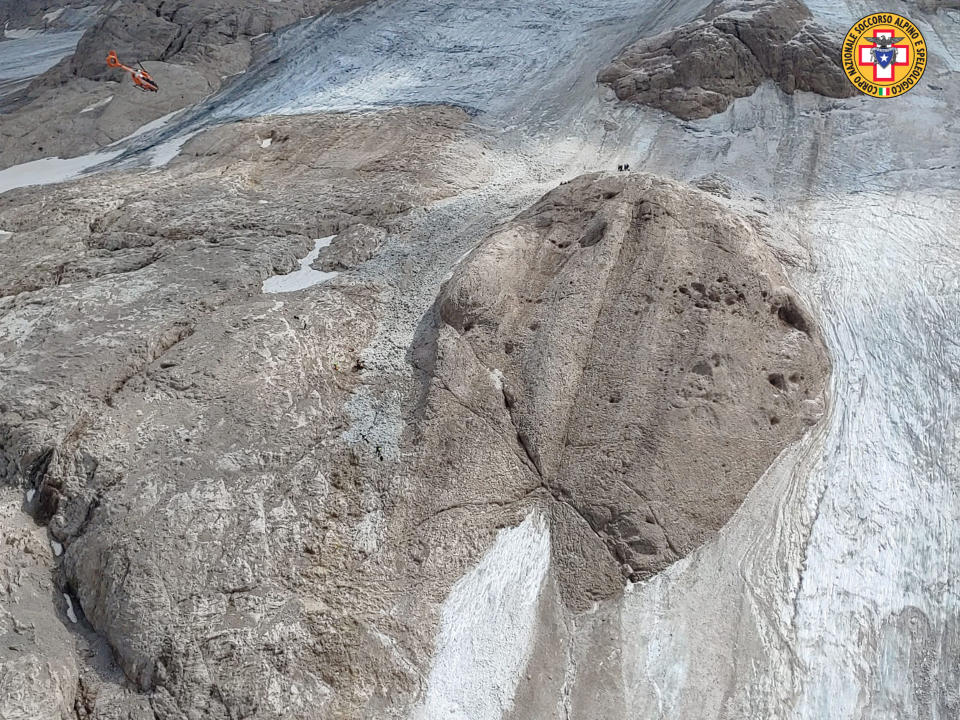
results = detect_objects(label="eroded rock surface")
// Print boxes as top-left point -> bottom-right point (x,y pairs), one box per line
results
0,121 -> 830,716
0,489 -> 78,720
0,1 -> 99,33
314,223 -> 388,272
598,0 -> 854,119
433,172 -> 830,601
0,106 -> 491,718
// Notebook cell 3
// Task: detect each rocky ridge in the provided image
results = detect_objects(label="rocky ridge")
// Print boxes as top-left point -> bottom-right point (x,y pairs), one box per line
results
598,0 -> 854,119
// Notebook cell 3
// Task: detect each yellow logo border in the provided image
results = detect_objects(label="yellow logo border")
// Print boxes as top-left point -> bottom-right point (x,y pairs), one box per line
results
841,12 -> 927,99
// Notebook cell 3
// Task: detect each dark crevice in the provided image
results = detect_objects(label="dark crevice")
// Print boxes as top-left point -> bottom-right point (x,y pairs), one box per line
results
105,322 -> 196,407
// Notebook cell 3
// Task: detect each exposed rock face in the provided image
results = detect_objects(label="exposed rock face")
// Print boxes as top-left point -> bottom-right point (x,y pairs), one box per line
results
915,0 -> 960,9
0,65 -> 213,168
0,0 -> 95,32
0,1 -> 96,32
434,172 -> 829,598
0,106 -> 487,717
0,489 -> 78,720
43,0 -> 364,84
598,0 -> 854,119
314,223 -> 388,272
0,105 -> 829,716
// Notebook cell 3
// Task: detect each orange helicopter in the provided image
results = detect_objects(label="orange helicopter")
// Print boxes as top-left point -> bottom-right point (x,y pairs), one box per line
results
106,50 -> 158,92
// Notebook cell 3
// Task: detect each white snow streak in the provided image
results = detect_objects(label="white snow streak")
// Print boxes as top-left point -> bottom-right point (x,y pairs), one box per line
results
0,152 -> 125,194
412,512 -> 551,720
42,9 -> 64,25
0,109 -> 195,195
63,594 -> 77,623
146,129 -> 203,167
262,236 -> 338,293
80,95 -> 114,113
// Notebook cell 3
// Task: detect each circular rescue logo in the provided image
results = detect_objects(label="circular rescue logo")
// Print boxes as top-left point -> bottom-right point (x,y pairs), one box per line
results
842,13 -> 926,98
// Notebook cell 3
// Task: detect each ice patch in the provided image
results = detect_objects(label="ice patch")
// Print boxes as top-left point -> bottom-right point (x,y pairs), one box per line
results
80,95 -> 113,113
146,129 -> 203,167
0,29 -> 84,87
0,151 -> 124,194
0,229 -> 11,241
63,594 -> 77,623
411,512 -> 551,720
3,27 -> 40,40
109,110 -> 183,145
43,9 -> 65,25
0,110 -> 201,195
262,236 -> 338,293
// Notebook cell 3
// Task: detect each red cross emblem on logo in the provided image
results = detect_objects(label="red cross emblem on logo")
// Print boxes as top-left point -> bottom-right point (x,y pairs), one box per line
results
857,28 -> 910,82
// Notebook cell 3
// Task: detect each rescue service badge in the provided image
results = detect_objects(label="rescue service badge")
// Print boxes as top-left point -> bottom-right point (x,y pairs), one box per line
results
842,13 -> 926,98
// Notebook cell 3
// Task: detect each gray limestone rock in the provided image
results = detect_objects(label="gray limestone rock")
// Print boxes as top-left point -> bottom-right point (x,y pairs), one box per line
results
435,172 -> 830,601
598,0 -> 855,119
313,224 -> 388,272
0,489 -> 78,720
0,108 -> 830,714
0,107 -> 494,718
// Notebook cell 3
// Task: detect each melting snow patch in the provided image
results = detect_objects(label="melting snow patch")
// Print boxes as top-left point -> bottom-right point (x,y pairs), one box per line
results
0,109 -> 189,195
0,229 -> 11,242
0,151 -> 123,194
80,94 -> 113,113
110,110 -> 182,145
412,512 -> 551,720
262,236 -> 338,293
259,137 -> 273,149
147,129 -> 203,168
43,9 -> 65,25
63,594 -> 77,623
25,488 -> 35,503
51,539 -> 63,556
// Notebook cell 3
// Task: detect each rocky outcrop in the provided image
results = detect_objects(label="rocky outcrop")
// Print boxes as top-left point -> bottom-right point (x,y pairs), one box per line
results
433,172 -> 830,599
0,106 -> 487,718
0,101 -> 831,715
0,1 -> 97,33
598,0 -> 855,119
314,223 -> 388,271
915,0 -> 960,9
0,489 -> 79,720
41,0 -> 366,85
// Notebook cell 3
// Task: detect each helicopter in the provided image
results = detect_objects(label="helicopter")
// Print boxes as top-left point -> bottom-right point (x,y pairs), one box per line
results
106,50 -> 159,92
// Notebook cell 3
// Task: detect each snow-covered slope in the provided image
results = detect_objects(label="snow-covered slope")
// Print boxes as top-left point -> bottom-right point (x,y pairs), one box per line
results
0,30 -> 83,98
